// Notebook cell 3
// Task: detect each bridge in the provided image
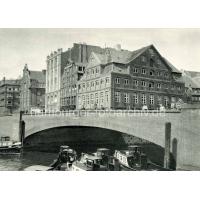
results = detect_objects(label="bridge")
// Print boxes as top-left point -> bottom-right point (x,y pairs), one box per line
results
16,109 -> 199,170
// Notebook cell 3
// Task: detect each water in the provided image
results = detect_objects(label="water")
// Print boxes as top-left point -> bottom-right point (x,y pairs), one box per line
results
0,151 -> 57,171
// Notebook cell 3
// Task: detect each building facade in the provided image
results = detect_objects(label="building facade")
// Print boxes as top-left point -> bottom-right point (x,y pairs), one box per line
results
45,43 -> 103,111
77,45 -> 185,110
20,64 -> 46,113
0,77 -> 21,114
182,70 -> 200,103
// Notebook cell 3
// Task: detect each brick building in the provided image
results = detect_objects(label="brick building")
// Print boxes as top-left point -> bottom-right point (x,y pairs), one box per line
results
0,77 -> 21,114
182,70 -> 200,103
60,43 -> 104,110
77,44 -> 185,110
20,64 -> 46,113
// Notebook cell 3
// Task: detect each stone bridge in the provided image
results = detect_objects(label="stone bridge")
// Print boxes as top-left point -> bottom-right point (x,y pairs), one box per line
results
19,109 -> 200,170
0,109 -> 200,169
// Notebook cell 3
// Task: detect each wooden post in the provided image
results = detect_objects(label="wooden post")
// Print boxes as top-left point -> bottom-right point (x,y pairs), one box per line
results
18,111 -> 23,142
21,120 -> 25,148
164,122 -> 171,169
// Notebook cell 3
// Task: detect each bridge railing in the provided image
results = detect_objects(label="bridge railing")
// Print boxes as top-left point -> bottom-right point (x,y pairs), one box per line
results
22,109 -> 180,119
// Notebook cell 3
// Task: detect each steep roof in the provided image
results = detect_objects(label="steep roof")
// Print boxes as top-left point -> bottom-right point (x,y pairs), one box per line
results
29,70 -> 46,83
91,44 -> 181,74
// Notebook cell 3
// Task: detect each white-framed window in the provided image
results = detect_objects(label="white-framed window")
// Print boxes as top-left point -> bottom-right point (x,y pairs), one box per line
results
141,81 -> 146,87
124,93 -> 129,103
171,85 -> 175,90
90,94 -> 94,104
142,68 -> 146,74
149,82 -> 154,88
115,77 -> 120,84
124,79 -> 129,85
106,77 -> 110,84
114,91 -> 120,102
150,95 -> 154,105
96,66 -> 100,74
95,93 -> 99,104
157,83 -> 161,89
141,94 -> 146,105
133,93 -> 138,104
100,92 -> 104,103
86,95 -> 89,105
133,68 -> 138,73
95,80 -> 99,86
164,96 -> 169,107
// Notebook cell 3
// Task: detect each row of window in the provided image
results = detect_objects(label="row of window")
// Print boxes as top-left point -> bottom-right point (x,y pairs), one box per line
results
114,92 -> 171,106
79,77 -> 110,91
79,91 -> 110,106
115,77 -> 182,90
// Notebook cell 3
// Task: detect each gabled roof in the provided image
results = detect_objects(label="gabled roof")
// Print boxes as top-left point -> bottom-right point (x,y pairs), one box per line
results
29,71 -> 46,83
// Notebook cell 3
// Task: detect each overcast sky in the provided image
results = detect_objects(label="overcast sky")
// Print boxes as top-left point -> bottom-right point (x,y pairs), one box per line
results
0,28 -> 199,79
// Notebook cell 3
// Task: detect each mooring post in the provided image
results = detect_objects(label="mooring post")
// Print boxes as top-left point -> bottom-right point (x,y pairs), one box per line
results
164,122 -> 171,169
21,120 -> 25,148
18,111 -> 23,142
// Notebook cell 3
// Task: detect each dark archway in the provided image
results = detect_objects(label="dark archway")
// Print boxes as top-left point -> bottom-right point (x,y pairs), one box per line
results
24,126 -> 176,169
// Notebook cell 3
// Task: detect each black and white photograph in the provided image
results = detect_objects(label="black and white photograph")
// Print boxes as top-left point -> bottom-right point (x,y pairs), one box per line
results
0,28 -> 199,171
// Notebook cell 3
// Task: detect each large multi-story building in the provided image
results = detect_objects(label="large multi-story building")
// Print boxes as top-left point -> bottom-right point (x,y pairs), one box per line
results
0,77 -> 21,114
20,64 -> 46,113
60,43 -> 104,110
182,70 -> 200,103
45,43 -> 103,111
77,44 -> 185,110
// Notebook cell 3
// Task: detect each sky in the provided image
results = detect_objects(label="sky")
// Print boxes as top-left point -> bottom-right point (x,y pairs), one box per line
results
0,28 -> 200,79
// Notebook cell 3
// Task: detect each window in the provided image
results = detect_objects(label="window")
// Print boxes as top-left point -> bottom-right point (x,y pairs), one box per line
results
157,71 -> 162,76
82,95 -> 85,105
96,67 -> 100,74
82,83 -> 85,89
133,80 -> 138,87
105,91 -> 109,102
95,93 -> 99,104
141,94 -> 146,105
149,71 -> 154,76
91,82 -> 95,87
164,72 -> 168,77
141,81 -> 146,87
141,56 -> 146,62
86,95 -> 89,105
90,94 -> 94,104
115,92 -> 120,102
95,80 -> 99,86
124,93 -> 129,103
100,92 -> 104,103
149,82 -> 154,88
106,77 -> 110,84
150,95 -> 154,105
124,79 -> 129,85
133,68 -> 138,73
115,77 -> 120,84
142,68 -> 146,74
164,96 -> 169,107
157,83 -> 161,89
177,86 -> 181,90
92,69 -> 95,74
171,85 -> 175,90
150,59 -> 154,67
133,93 -> 138,104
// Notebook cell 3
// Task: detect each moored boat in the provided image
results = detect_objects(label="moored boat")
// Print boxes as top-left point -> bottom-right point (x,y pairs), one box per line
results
0,136 -> 22,155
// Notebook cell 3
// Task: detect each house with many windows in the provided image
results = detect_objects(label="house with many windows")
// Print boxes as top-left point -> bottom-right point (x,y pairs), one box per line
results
77,44 -> 185,110
0,77 -> 21,114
